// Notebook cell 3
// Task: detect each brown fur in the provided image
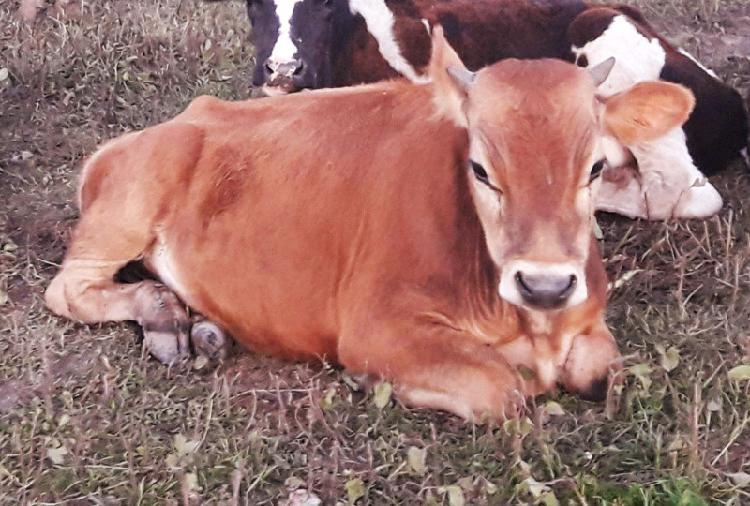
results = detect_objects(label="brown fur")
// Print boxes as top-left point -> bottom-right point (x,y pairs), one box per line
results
389,0 -> 587,71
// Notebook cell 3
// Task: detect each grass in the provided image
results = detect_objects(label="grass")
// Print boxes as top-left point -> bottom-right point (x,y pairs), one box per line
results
1,0 -> 749,504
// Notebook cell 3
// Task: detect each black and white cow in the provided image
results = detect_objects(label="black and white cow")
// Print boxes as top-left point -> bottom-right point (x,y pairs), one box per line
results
238,0 -> 748,219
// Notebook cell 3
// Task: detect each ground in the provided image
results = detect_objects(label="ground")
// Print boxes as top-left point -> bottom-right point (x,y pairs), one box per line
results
1,0 -> 749,504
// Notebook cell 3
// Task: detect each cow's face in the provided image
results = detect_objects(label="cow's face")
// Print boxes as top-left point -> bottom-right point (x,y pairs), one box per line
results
430,28 -> 694,312
464,62 -> 606,312
247,0 -> 353,96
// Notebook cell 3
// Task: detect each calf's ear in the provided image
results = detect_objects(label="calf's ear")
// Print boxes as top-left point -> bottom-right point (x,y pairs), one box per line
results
429,25 -> 473,127
604,81 -> 695,145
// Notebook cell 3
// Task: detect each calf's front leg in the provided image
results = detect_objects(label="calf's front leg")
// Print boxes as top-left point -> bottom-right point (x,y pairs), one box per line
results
560,320 -> 622,401
338,323 -> 527,421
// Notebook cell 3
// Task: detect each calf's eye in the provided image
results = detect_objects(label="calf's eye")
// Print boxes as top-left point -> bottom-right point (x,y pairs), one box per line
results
470,160 -> 489,184
469,159 -> 503,193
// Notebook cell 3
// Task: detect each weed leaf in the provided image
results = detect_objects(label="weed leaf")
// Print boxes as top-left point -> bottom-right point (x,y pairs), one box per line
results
407,446 -> 427,475
372,381 -> 392,410
728,365 -> 750,381
46,444 -> 68,465
443,485 -> 465,506
345,478 -> 365,504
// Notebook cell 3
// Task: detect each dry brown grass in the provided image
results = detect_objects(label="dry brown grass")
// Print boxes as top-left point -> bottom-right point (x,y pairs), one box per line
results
1,0 -> 749,504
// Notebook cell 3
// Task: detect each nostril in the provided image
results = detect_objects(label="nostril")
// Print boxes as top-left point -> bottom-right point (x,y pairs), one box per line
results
515,271 -> 533,297
293,60 -> 305,76
568,274 -> 577,290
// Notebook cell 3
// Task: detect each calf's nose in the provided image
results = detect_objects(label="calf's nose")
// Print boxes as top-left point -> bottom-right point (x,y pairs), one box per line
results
515,272 -> 577,309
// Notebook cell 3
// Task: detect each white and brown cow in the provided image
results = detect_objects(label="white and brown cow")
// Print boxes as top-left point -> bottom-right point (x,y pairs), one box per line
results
568,6 -> 747,219
237,0 -> 748,219
46,30 -> 695,420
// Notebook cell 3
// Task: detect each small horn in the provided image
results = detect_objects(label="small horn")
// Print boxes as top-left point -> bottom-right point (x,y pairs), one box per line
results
589,57 -> 616,86
447,66 -> 475,90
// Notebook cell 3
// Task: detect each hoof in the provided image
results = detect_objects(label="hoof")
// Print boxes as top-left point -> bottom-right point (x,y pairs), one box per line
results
191,320 -> 231,361
142,320 -> 190,364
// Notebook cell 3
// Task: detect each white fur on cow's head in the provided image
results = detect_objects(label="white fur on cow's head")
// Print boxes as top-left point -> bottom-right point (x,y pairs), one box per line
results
571,15 -> 666,97
597,81 -> 713,219
249,0 -> 350,95
268,0 -> 304,64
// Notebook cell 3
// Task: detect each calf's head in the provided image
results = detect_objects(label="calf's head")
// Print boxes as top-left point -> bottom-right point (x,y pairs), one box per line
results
430,27 -> 694,312
247,0 -> 353,95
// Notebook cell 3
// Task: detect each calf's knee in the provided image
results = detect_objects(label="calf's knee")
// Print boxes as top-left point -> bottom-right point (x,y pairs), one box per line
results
45,274 -> 74,319
561,330 -> 622,402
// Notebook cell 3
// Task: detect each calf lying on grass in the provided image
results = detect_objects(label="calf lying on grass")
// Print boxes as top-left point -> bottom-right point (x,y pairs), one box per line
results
46,29 -> 695,420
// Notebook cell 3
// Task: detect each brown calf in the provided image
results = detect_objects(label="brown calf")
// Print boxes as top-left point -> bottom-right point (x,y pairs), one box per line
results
46,30 -> 694,420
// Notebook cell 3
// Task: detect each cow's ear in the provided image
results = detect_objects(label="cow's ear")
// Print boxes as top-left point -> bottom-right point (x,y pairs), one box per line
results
603,81 -> 695,145
429,25 -> 473,127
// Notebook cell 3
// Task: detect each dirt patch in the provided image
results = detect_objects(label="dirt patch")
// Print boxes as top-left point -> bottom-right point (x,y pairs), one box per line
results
0,350 -> 98,413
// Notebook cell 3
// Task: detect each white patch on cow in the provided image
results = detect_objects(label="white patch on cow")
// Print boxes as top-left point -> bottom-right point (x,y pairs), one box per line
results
470,176 -> 503,217
420,18 -> 430,34
498,260 -> 588,310
500,331 -> 576,391
572,15 -> 666,97
535,360 -> 557,390
600,135 -> 631,168
573,16 -> 722,219
269,0 -> 304,65
596,128 -> 723,219
349,0 -> 428,83
678,48 -> 719,79
594,169 -> 646,218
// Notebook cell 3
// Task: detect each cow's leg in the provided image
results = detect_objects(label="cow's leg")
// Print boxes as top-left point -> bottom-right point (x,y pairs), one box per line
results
338,325 -> 526,421
560,319 -> 622,401
190,317 -> 232,361
45,214 -> 190,364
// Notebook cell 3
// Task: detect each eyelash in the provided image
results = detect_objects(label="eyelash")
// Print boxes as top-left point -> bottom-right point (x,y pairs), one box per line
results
469,160 -> 502,193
